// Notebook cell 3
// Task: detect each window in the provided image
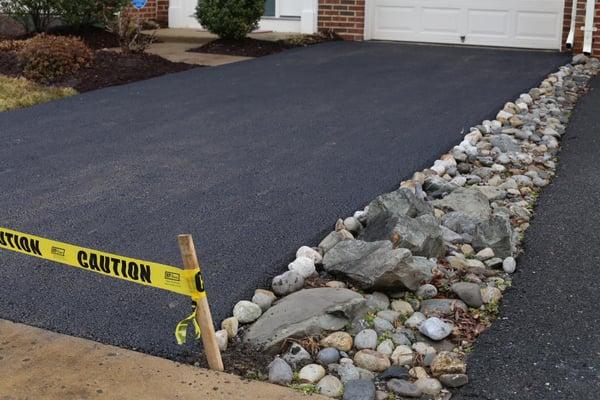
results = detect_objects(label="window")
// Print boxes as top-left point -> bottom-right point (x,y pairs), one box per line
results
264,0 -> 275,17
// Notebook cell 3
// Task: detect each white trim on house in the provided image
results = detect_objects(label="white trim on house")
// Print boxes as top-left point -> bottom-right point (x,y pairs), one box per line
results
169,0 -> 318,34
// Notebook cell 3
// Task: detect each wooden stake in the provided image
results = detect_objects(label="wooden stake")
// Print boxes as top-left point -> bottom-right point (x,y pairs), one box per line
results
178,234 -> 224,372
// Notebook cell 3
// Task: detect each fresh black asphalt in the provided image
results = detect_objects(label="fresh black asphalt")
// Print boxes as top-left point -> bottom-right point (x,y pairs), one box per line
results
454,76 -> 600,400
0,41 -> 567,359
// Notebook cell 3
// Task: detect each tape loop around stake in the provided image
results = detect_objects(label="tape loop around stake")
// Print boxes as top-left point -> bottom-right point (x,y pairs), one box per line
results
175,302 -> 202,345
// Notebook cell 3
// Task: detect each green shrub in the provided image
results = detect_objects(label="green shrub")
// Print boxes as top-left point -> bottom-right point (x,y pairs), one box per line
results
196,0 -> 264,40
0,0 -> 58,33
0,0 -> 127,33
54,0 -> 128,30
18,33 -> 93,83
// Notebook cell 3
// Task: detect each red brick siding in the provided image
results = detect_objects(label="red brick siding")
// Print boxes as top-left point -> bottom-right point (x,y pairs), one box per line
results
562,0 -> 600,55
318,0 -> 365,41
127,0 -> 169,25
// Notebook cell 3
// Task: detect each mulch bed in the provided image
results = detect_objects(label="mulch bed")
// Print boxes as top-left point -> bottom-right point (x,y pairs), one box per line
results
47,26 -> 122,50
189,33 -> 339,58
190,38 -> 296,58
0,49 -> 195,92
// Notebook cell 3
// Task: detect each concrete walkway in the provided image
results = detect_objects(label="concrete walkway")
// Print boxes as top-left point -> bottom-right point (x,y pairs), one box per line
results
140,28 -> 299,66
454,76 -> 600,400
0,320 -> 323,400
0,41 -> 567,359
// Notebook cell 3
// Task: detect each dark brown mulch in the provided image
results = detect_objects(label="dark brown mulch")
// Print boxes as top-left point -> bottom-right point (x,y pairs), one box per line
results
189,33 -> 339,58
0,51 -> 20,76
190,38 -> 294,58
47,26 -> 121,50
182,338 -> 273,378
0,49 -> 196,92
59,51 -> 196,92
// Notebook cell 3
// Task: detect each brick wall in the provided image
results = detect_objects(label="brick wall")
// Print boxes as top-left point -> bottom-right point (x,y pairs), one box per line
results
562,0 -> 600,55
318,0 -> 365,41
127,0 -> 169,26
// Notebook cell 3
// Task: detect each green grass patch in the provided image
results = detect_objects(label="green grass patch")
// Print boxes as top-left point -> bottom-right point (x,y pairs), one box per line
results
0,75 -> 76,112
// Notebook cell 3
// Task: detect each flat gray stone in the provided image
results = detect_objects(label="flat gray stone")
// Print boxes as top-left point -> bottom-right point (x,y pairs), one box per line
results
387,379 -> 422,398
472,215 -> 514,258
282,343 -> 312,368
432,187 -> 491,219
360,213 -> 445,258
420,299 -> 468,317
364,188 -> 433,225
268,357 -> 293,385
317,347 -> 340,366
439,373 -> 469,388
343,379 -> 376,400
491,133 -> 520,153
474,185 -> 507,201
244,288 -> 365,351
451,282 -> 483,308
419,317 -> 453,341
323,240 -> 434,291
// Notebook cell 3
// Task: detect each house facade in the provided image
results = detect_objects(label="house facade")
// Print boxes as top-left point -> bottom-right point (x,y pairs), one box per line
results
144,0 -> 599,55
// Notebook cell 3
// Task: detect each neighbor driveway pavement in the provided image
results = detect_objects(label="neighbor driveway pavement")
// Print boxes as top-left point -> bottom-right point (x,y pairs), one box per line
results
0,41 -> 567,359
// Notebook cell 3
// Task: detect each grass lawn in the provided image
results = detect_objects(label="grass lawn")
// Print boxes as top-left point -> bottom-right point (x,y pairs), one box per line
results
0,75 -> 76,112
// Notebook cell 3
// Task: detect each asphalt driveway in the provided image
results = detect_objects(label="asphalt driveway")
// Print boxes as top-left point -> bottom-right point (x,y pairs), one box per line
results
0,41 -> 567,359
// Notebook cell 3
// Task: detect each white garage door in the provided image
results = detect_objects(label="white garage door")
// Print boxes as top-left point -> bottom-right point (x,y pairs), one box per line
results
366,0 -> 565,49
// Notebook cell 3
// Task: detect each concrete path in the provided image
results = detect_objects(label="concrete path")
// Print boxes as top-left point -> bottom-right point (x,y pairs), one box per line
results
144,41 -> 252,66
454,76 -> 600,400
0,41 -> 567,359
0,320 -> 323,400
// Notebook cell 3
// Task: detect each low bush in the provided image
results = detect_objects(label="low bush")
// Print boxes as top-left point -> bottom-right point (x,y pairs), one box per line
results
0,0 -> 128,33
0,0 -> 57,33
55,0 -> 128,31
18,34 -> 93,82
196,0 -> 264,41
0,39 -> 26,52
104,11 -> 155,54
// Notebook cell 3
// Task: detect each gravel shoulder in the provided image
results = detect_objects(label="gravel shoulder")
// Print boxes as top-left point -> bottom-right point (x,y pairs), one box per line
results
454,76 -> 600,400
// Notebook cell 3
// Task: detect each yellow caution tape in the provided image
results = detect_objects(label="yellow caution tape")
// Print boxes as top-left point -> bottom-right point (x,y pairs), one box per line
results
0,227 -> 205,298
0,227 -> 207,344
175,303 -> 202,345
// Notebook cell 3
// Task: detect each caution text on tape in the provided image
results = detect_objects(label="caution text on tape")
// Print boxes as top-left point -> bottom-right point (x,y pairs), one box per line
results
0,227 -> 205,299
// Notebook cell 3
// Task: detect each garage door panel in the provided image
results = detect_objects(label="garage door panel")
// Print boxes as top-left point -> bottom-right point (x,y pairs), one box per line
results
515,12 -> 561,39
467,10 -> 509,38
367,0 -> 564,49
375,5 -> 416,32
422,7 -> 461,34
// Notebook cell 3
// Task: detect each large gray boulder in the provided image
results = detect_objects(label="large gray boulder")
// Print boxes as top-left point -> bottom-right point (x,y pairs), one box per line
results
432,187 -> 491,219
472,215 -> 514,258
391,214 -> 445,258
442,211 -> 513,258
364,188 -> 433,226
441,212 -> 480,237
244,288 -> 365,352
360,214 -> 445,258
491,134 -> 520,153
422,176 -> 458,199
323,240 -> 434,291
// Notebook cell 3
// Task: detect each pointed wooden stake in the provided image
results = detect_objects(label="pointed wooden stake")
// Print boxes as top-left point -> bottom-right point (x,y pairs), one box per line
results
178,234 -> 224,372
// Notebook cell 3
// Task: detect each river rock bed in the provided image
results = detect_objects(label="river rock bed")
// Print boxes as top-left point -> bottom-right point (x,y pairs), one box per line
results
215,54 -> 600,399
